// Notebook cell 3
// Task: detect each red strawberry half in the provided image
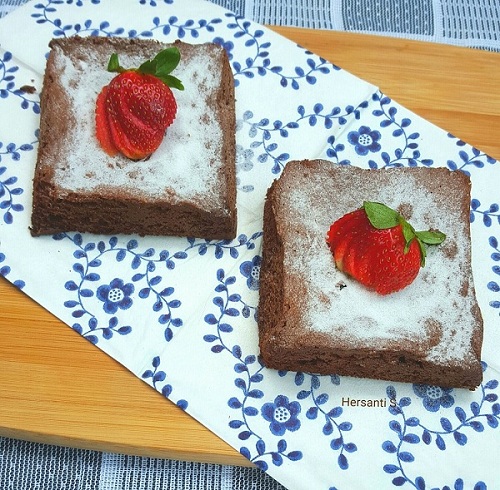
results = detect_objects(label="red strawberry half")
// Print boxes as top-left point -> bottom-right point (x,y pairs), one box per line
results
95,47 -> 184,160
326,201 -> 446,295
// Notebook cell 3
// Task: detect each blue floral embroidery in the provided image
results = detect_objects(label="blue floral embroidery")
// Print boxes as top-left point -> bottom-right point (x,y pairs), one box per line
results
486,236 -> 500,316
0,129 -> 38,225
58,233 -> 184,343
470,199 -> 500,226
59,233 -> 262,344
213,36 -> 235,60
368,92 -> 435,169
239,110 -> 293,174
240,101 -> 368,175
446,135 -> 497,176
96,277 -> 134,314
65,0 -> 101,6
203,268 -> 355,480
150,15 -> 223,40
31,1 -> 222,39
348,125 -> 381,156
0,165 -> 23,225
292,371 -> 357,470
139,0 -> 174,6
0,51 -> 40,113
32,3 -> 125,37
383,364 -> 498,488
0,53 -> 39,224
204,269 -> 301,471
239,255 -> 261,290
261,395 -> 301,436
0,252 -> 25,289
235,144 -> 255,192
412,384 -> 454,412
222,12 -> 335,89
187,232 -> 261,259
142,355 -> 188,409
325,135 -> 350,165
0,136 -> 37,164
297,101 -> 368,128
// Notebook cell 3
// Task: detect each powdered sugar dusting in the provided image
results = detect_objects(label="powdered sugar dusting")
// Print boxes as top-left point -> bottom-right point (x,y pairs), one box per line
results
278,161 -> 478,364
50,41 -> 227,210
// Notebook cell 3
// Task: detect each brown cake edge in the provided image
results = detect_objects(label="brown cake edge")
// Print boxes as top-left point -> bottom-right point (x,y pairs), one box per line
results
257,160 -> 483,390
30,37 -> 237,239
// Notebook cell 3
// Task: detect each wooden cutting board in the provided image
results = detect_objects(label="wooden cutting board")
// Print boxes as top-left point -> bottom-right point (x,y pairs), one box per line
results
1,27 -> 499,467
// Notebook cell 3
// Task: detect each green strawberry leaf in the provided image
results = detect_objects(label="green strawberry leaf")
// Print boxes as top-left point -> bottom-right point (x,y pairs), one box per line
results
416,230 -> 446,245
416,240 -> 428,267
107,53 -> 123,73
363,200 -> 446,268
415,231 -> 446,266
151,47 -> 180,74
138,47 -> 184,90
156,74 -> 184,90
401,220 -> 416,253
363,201 -> 400,229
136,59 -> 156,75
106,47 -> 184,90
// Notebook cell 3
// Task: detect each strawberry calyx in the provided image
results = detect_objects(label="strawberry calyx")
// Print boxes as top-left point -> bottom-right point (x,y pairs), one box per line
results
107,47 -> 184,90
326,202 -> 447,295
95,46 -> 184,160
362,201 -> 446,267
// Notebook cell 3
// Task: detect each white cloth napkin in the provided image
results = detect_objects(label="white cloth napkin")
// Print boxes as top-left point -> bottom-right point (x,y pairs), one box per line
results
0,1 -> 499,489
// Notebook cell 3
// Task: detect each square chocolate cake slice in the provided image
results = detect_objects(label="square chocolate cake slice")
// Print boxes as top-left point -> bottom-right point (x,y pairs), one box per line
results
258,160 -> 483,389
31,36 -> 236,238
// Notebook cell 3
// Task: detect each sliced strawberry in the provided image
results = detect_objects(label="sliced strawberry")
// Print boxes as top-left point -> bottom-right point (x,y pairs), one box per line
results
121,72 -> 177,131
368,228 -> 422,294
107,112 -> 144,160
95,85 -> 119,157
353,228 -> 390,289
326,201 -> 446,295
95,47 -> 183,160
106,97 -> 163,159
341,231 -> 372,282
327,209 -> 370,271
107,72 -> 176,134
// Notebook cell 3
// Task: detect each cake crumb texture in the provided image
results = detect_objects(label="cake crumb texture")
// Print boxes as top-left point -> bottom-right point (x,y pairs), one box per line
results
31,36 -> 236,239
258,159 -> 483,389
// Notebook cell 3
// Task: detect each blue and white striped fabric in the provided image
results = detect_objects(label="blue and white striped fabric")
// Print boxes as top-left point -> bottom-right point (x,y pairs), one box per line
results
2,0 -> 500,50
210,0 -> 500,50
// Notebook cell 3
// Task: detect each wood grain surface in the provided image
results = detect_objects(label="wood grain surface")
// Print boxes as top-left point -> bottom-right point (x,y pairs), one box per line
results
1,27 -> 499,467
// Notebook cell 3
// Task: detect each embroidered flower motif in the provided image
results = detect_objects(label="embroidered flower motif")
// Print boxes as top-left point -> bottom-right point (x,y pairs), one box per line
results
347,125 -> 382,155
261,395 -> 301,436
413,384 -> 455,412
239,255 -> 261,290
96,278 -> 134,314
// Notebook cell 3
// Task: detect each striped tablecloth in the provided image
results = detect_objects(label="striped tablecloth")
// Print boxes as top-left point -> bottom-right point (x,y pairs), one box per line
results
2,0 -> 500,51
0,1 -> 498,490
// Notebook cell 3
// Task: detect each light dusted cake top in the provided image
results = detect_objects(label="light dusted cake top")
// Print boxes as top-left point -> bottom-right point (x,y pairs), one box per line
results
48,41 -> 227,211
276,161 -> 478,365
